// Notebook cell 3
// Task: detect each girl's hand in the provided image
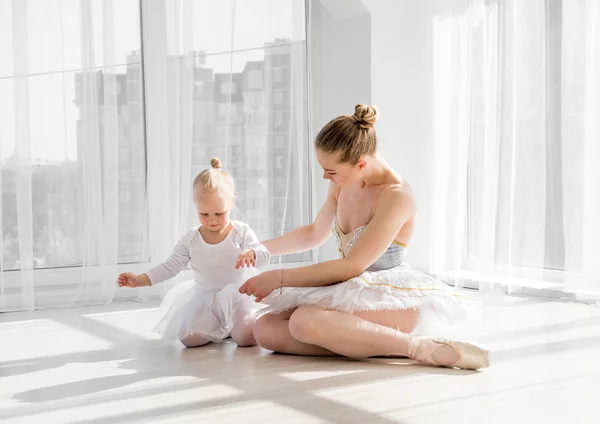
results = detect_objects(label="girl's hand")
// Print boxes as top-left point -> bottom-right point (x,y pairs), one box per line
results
236,249 -> 256,269
239,270 -> 281,302
117,272 -> 150,288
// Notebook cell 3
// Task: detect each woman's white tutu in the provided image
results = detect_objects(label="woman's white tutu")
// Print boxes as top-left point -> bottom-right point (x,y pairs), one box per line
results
155,271 -> 261,341
261,266 -> 480,335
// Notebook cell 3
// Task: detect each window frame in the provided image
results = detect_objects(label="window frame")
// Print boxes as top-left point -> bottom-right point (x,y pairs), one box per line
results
1,0 -> 316,306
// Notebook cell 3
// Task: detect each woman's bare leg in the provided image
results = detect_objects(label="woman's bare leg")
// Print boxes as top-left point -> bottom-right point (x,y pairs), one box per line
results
287,306 -> 461,366
253,309 -> 336,356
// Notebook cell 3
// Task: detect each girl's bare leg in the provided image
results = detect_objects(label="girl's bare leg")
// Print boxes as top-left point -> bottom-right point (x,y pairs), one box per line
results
180,334 -> 211,348
230,303 -> 259,347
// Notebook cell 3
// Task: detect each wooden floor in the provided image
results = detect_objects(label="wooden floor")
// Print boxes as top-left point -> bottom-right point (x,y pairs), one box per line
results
2,295 -> 600,424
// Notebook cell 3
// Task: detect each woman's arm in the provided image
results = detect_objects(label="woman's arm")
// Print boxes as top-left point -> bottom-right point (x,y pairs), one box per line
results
280,186 -> 415,287
262,183 -> 339,256
343,186 -> 416,272
240,186 -> 416,300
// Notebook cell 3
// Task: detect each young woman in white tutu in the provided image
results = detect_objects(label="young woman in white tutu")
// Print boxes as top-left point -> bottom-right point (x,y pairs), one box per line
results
240,105 -> 490,370
118,158 -> 270,348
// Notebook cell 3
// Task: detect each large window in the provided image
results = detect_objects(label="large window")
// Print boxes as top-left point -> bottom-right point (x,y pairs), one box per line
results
0,0 -> 146,272
185,0 -> 311,264
0,0 -> 311,311
465,0 -> 585,273
431,0 -> 599,289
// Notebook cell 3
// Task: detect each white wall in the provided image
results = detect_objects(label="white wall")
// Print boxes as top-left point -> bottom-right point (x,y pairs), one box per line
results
310,0 -> 371,262
363,0 -> 435,271
366,0 -> 468,271
310,0 -> 466,271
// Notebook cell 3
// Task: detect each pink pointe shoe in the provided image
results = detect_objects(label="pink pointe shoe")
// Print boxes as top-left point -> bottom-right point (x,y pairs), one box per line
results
407,337 -> 490,370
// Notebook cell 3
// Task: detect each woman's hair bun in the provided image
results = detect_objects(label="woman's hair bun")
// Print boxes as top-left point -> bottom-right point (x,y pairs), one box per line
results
353,104 -> 379,129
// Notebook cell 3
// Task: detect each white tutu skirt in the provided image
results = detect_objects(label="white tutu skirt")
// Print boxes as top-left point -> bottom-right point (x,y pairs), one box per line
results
261,266 -> 481,335
155,276 -> 260,342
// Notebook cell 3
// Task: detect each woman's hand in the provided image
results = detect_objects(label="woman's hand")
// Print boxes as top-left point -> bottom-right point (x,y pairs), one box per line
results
239,270 -> 282,302
117,272 -> 151,288
235,248 -> 256,269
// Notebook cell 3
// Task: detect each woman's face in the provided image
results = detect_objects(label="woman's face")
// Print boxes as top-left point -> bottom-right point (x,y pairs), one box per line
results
316,149 -> 365,187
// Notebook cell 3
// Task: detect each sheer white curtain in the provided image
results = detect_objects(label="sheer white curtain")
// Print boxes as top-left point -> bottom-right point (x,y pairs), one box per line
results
430,0 -> 600,297
140,0 -> 195,299
142,0 -> 312,276
0,0 -> 311,312
0,0 -> 147,312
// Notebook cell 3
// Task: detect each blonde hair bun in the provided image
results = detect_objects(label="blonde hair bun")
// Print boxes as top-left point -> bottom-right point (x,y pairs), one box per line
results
194,157 -> 234,196
210,157 -> 222,169
353,104 -> 379,129
315,103 -> 380,164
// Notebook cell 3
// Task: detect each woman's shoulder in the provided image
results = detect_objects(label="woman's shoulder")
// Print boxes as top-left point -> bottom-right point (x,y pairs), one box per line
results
376,176 -> 416,214
321,182 -> 341,208
327,181 -> 341,199
384,167 -> 413,192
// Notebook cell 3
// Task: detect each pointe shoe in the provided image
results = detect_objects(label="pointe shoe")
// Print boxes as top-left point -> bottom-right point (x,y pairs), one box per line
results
407,337 -> 490,370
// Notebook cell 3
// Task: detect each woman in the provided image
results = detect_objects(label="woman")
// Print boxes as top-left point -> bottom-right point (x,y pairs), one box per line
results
239,105 -> 489,369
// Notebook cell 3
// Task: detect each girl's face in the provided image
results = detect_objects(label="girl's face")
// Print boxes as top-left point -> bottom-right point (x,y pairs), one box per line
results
194,189 -> 234,232
316,149 -> 366,187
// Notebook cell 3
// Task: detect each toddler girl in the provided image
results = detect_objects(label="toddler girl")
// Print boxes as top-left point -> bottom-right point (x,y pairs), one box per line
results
118,158 -> 269,347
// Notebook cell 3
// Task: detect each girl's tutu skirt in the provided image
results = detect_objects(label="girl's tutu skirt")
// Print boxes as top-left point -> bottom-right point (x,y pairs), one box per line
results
155,275 -> 260,341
